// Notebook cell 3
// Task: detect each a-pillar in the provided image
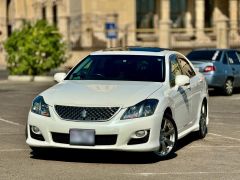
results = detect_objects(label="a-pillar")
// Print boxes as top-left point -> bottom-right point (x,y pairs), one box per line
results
185,0 -> 194,35
229,0 -> 239,39
195,0 -> 209,41
158,0 -> 171,48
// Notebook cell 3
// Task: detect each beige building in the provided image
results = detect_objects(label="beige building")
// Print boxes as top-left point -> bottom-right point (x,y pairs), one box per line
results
0,0 -> 240,66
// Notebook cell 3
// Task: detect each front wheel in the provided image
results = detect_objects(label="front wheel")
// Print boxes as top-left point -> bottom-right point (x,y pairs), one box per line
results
154,116 -> 177,158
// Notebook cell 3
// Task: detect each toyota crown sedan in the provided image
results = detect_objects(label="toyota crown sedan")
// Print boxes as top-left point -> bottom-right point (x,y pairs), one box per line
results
26,47 -> 209,158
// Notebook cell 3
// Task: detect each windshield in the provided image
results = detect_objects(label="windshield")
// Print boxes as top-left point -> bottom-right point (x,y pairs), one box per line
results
66,55 -> 165,82
187,50 -> 222,61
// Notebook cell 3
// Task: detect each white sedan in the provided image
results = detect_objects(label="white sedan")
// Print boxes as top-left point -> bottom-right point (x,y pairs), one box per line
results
26,47 -> 209,158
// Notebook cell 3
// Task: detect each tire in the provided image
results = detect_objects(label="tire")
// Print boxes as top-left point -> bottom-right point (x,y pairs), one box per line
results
25,124 -> 28,140
223,79 -> 233,96
154,115 -> 177,158
197,102 -> 208,139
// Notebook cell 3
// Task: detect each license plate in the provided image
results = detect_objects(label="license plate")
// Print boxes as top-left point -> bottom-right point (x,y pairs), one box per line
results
69,129 -> 95,146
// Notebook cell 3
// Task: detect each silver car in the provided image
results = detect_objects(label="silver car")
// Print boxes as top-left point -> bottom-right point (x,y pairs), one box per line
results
187,49 -> 240,95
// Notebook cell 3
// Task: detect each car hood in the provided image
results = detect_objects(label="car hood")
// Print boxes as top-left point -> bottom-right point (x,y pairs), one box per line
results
41,80 -> 163,108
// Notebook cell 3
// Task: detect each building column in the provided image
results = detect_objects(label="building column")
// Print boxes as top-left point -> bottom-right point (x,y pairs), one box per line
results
0,0 -> 7,67
46,1 -> 53,24
57,1 -> 70,44
216,16 -> 229,48
158,0 -> 171,48
195,0 -> 209,41
13,0 -> 26,30
0,0 -> 7,42
212,0 -> 224,27
229,0 -> 239,39
32,1 -> 42,20
126,0 -> 136,46
239,0 -> 240,28
185,0 -> 194,35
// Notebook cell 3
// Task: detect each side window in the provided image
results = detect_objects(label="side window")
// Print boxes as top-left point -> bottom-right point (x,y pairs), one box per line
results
222,53 -> 228,64
236,52 -> 240,63
170,56 -> 182,87
227,51 -> 240,65
178,57 -> 196,78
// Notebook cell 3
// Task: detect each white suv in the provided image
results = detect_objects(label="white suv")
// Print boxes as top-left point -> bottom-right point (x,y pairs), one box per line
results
26,47 -> 209,158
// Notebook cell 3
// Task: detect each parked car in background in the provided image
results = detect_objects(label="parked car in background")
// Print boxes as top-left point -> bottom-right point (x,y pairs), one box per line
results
187,49 -> 240,95
26,47 -> 209,159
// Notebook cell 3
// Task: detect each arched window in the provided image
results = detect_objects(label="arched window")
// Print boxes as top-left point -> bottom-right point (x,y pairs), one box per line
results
42,6 -> 46,20
52,4 -> 58,25
136,0 -> 155,29
7,0 -> 12,36
171,0 -> 186,28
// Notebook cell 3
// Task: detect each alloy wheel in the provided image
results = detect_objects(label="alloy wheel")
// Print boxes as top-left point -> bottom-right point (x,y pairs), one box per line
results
154,117 -> 176,157
224,79 -> 233,96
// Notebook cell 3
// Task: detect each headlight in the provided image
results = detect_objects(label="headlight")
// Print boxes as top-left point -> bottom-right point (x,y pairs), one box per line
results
31,96 -> 51,117
121,99 -> 158,120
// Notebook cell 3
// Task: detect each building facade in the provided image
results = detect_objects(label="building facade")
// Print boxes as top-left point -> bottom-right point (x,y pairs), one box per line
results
0,0 -> 240,66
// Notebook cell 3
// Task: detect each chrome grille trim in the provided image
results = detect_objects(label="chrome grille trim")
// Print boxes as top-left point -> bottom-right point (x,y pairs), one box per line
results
54,105 -> 120,121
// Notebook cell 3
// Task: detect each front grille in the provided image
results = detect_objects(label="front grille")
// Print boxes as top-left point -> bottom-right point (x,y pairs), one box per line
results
55,105 -> 119,121
51,132 -> 117,145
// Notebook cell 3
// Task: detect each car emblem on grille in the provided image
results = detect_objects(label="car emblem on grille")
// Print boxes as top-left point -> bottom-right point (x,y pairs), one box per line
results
81,109 -> 87,118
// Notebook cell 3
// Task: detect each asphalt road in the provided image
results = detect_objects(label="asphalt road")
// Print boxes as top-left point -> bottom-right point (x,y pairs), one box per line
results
0,81 -> 240,180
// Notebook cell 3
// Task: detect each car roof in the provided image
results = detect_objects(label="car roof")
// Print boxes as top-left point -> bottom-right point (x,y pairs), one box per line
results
189,48 -> 238,52
91,46 -> 175,56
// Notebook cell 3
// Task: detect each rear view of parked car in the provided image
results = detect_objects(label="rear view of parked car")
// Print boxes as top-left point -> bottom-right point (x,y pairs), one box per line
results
187,49 -> 240,95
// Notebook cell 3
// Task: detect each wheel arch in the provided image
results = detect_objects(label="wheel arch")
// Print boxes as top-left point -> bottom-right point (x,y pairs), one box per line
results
163,107 -> 173,118
201,97 -> 209,125
163,107 -> 178,135
226,76 -> 234,82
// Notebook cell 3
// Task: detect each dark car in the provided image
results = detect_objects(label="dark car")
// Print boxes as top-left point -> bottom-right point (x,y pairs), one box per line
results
187,49 -> 240,95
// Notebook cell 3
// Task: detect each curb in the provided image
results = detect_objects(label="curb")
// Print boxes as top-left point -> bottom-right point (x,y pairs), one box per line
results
34,76 -> 54,82
8,75 -> 34,82
8,75 -> 54,82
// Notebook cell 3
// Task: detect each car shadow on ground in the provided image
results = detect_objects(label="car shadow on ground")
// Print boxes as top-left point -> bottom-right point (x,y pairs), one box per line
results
30,133 -> 200,164
208,88 -> 240,96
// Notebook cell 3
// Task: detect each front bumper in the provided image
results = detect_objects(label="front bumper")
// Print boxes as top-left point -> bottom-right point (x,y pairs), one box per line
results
26,107 -> 162,152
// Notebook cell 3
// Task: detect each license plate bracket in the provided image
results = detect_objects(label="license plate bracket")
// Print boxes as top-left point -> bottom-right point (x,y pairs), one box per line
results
69,129 -> 95,146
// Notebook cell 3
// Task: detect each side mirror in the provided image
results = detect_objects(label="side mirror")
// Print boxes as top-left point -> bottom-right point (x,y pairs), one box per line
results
175,75 -> 190,87
194,67 -> 200,72
54,73 -> 66,82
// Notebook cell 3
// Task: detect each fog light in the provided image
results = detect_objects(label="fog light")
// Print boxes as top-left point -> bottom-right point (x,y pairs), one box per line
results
135,130 -> 147,138
31,126 -> 41,135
